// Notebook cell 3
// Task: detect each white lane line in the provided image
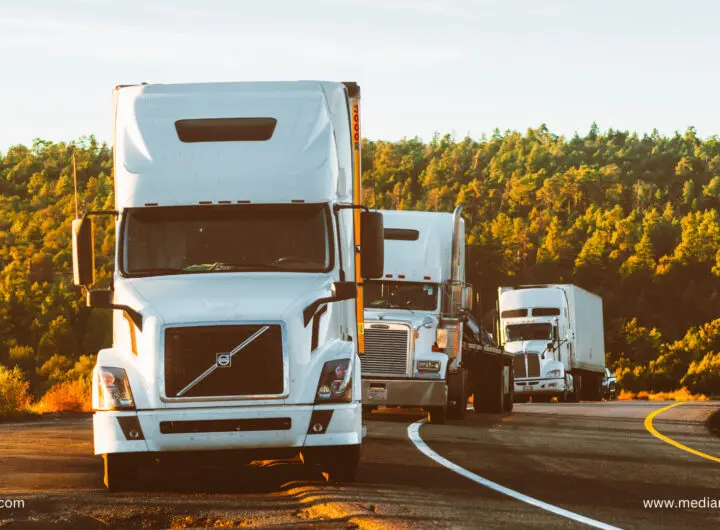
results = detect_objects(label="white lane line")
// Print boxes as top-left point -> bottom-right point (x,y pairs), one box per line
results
407,420 -> 621,530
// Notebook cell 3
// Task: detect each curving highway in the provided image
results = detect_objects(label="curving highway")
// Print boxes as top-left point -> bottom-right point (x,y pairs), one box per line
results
0,401 -> 718,529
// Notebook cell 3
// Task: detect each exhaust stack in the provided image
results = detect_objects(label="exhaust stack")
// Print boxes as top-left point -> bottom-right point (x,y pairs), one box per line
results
442,205 -> 464,359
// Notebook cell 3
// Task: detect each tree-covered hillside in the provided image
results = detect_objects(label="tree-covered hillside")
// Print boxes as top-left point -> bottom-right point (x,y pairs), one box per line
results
1,127 -> 719,397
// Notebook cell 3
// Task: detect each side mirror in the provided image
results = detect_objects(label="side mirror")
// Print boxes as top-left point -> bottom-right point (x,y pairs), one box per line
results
87,289 -> 113,308
547,342 -> 555,352
332,281 -> 358,301
461,285 -> 473,311
360,211 -> 384,279
566,330 -> 575,341
72,217 -> 95,287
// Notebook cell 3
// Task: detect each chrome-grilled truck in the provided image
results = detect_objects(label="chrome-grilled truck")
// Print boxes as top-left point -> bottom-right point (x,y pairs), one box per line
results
361,208 -> 515,423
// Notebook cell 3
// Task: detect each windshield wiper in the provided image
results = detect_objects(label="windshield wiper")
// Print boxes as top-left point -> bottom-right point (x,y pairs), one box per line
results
183,262 -> 285,272
271,256 -> 323,268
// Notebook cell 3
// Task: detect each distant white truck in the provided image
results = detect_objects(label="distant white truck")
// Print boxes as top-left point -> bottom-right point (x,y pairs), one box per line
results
361,208 -> 515,423
70,81 -> 386,490
497,285 -> 606,402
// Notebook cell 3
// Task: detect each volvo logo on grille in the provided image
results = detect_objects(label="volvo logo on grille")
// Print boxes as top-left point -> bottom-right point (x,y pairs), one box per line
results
216,353 -> 232,368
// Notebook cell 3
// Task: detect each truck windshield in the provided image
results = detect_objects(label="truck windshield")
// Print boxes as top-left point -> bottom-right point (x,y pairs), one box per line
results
505,323 -> 552,342
122,204 -> 333,276
364,281 -> 438,311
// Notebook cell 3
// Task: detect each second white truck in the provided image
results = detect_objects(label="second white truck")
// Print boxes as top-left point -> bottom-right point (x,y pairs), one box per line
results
361,207 -> 515,423
497,284 -> 606,402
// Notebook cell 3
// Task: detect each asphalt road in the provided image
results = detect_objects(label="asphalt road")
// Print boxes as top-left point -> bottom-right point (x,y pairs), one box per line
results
0,401 -> 718,529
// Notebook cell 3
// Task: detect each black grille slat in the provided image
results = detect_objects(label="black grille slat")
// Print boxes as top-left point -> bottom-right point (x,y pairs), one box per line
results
527,353 -> 540,377
362,328 -> 409,376
164,325 -> 283,398
514,355 -> 527,378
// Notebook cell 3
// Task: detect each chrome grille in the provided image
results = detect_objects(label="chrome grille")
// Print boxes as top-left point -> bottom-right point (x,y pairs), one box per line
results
361,327 -> 409,376
527,353 -> 541,377
513,352 -> 540,378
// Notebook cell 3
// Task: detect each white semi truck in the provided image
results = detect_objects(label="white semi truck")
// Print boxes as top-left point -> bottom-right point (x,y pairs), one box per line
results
361,208 -> 515,424
70,81 -> 386,490
497,284 -> 606,402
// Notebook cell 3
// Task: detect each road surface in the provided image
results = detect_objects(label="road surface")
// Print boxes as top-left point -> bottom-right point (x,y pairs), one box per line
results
0,401 -> 718,529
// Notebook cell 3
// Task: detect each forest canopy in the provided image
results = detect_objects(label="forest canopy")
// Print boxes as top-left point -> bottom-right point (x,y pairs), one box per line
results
1,126 -> 719,398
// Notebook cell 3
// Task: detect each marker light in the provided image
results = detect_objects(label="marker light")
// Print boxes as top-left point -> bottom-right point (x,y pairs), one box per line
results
436,329 -> 449,349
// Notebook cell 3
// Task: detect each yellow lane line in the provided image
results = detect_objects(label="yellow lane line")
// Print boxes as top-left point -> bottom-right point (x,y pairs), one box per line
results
644,402 -> 720,463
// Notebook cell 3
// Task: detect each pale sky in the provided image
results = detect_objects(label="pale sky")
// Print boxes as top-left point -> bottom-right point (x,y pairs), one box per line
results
1,0 -> 719,151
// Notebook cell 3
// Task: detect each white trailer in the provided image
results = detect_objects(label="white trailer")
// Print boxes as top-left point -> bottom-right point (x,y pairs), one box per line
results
361,208 -> 515,423
498,284 -> 606,402
70,81 -> 386,489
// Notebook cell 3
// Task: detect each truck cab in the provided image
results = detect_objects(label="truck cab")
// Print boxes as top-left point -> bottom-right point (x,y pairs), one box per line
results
70,81 -> 385,489
360,209 -> 462,423
498,287 -> 571,402
360,207 -> 514,423
498,284 -> 606,402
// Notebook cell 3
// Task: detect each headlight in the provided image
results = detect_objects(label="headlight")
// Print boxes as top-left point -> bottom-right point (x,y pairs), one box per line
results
97,366 -> 135,410
436,329 -> 448,349
417,360 -> 441,373
315,358 -> 353,403
546,369 -> 563,378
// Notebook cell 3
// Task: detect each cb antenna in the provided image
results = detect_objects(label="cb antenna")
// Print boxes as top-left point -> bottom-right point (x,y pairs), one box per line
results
72,150 -> 79,219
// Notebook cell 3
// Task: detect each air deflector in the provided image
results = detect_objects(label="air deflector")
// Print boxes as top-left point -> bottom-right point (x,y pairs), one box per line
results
175,118 -> 277,142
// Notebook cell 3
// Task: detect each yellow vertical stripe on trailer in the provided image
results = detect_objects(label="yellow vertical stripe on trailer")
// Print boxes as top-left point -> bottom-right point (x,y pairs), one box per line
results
350,95 -> 364,354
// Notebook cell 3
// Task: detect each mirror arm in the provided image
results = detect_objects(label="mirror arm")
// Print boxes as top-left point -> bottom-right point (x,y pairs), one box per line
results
303,297 -> 336,327
82,210 -> 119,220
84,287 -> 143,331
114,305 -> 143,331
333,204 -> 370,214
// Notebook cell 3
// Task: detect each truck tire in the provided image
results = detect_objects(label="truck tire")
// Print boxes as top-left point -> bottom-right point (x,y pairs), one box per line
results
446,370 -> 468,420
470,368 -> 491,413
488,366 -> 505,413
304,445 -> 361,483
586,374 -> 602,401
569,373 -> 582,403
324,445 -> 361,483
103,453 -> 139,492
502,366 -> 514,412
428,407 -> 446,424
446,398 -> 466,420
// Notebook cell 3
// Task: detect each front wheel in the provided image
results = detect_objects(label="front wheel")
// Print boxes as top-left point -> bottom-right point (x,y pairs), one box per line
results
428,407 -> 446,425
103,453 -> 140,491
502,366 -> 514,412
304,445 -> 361,483
569,373 -> 582,403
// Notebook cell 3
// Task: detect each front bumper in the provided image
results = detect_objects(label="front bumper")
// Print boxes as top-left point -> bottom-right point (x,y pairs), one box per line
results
515,377 -> 566,396
93,403 -> 361,456
361,379 -> 447,407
